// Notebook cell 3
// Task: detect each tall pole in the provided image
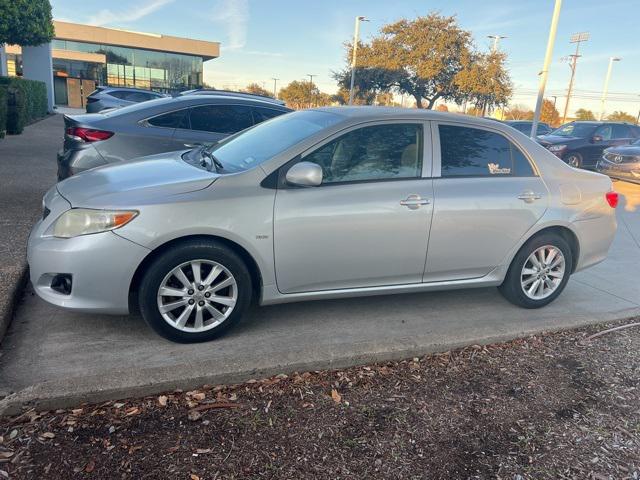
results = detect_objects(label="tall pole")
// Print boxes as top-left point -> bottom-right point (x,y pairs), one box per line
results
307,74 -> 315,108
531,0 -> 562,139
561,32 -> 589,124
487,35 -> 507,53
271,77 -> 279,99
599,57 -> 621,121
348,16 -> 368,105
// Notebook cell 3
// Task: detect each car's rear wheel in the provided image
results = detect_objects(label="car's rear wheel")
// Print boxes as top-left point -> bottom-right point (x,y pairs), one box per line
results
564,152 -> 582,168
139,240 -> 252,343
498,233 -> 573,309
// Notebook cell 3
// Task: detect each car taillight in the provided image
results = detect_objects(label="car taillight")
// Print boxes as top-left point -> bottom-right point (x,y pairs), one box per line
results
605,191 -> 619,208
65,127 -> 114,142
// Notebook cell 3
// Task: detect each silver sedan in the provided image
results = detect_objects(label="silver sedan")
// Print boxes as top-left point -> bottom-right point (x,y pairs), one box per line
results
28,108 -> 618,342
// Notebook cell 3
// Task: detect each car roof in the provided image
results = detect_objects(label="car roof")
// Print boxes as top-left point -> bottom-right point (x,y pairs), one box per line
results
179,89 -> 286,106
99,86 -> 163,93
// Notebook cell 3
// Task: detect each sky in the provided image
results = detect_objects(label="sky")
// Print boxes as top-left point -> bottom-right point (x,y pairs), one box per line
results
50,0 -> 640,117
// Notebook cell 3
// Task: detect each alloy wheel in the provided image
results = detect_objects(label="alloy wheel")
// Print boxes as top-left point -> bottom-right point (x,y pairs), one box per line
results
520,245 -> 565,300
156,259 -> 237,332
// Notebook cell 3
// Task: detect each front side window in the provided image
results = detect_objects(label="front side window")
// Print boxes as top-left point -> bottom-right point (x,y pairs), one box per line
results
596,125 -> 613,140
189,105 -> 253,134
439,125 -> 535,177
303,124 -> 423,184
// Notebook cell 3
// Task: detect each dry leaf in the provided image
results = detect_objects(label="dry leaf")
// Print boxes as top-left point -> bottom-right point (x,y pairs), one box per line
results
190,474 -> 200,480
0,452 -> 13,459
84,460 -> 95,473
331,389 -> 341,403
195,448 -> 212,454
158,395 -> 168,407
125,407 -> 140,416
41,432 -> 55,439
188,410 -> 202,421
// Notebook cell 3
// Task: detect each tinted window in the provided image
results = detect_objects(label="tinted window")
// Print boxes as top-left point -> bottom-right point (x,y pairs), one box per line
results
304,124 -> 422,184
253,107 -> 286,123
612,124 -> 631,138
439,125 -> 534,177
595,125 -> 613,140
189,105 -> 253,134
147,109 -> 188,128
209,110 -> 343,173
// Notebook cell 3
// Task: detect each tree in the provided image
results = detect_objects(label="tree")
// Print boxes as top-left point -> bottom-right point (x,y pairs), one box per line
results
243,82 -> 273,98
574,108 -> 595,121
454,51 -> 512,115
505,105 -> 534,120
436,104 -> 449,112
607,111 -> 636,123
0,0 -> 54,46
331,87 -> 374,105
279,80 -> 321,109
540,98 -> 560,126
334,13 -> 511,110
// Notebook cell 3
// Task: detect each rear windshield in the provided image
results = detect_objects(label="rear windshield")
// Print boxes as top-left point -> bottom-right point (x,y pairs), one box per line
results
208,110 -> 344,173
551,122 -> 597,137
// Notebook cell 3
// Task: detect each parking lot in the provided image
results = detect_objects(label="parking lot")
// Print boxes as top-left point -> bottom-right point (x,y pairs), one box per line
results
0,169 -> 638,412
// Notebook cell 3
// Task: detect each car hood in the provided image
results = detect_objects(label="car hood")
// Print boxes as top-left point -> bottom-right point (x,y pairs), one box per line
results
537,134 -> 578,145
606,144 -> 640,155
57,150 -> 219,208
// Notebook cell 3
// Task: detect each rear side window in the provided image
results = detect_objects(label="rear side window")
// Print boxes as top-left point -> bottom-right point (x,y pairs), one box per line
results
612,124 -> 631,139
253,107 -> 285,123
189,105 -> 253,134
439,125 -> 535,177
147,109 -> 188,129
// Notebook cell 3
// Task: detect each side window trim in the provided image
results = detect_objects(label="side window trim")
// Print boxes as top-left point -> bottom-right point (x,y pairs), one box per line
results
140,106 -> 190,130
432,120 -> 540,178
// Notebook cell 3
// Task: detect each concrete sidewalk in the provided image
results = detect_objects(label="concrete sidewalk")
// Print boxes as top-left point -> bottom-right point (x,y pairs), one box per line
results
0,181 -> 638,414
0,115 -> 60,339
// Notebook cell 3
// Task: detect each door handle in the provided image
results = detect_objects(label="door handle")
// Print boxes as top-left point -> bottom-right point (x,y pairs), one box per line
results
400,194 -> 430,210
517,191 -> 542,203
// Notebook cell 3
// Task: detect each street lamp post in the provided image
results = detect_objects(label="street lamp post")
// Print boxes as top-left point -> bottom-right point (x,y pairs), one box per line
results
531,0 -> 563,139
599,57 -> 621,121
348,16 -> 369,105
487,35 -> 507,53
307,74 -> 316,108
271,77 -> 279,99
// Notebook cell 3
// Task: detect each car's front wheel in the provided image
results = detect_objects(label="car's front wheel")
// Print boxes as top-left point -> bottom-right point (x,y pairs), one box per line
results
498,233 -> 573,309
564,152 -> 583,168
139,240 -> 252,343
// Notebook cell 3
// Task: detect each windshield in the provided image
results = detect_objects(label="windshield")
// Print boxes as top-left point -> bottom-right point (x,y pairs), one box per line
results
206,110 -> 344,173
550,122 -> 597,137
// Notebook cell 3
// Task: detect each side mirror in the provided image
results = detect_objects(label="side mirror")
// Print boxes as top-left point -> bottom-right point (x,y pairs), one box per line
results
285,161 -> 323,187
592,135 -> 603,143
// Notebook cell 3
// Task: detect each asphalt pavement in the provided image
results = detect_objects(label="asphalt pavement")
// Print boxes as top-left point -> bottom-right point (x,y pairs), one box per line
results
0,180 -> 638,414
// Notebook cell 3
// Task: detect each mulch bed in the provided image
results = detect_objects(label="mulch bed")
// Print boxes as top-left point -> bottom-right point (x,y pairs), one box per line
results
1,319 -> 639,479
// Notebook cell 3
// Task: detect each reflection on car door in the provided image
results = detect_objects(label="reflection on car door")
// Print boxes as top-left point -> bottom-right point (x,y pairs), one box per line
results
274,122 -> 434,293
424,122 -> 548,282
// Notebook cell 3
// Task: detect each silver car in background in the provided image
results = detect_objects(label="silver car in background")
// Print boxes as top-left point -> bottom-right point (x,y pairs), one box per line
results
85,86 -> 166,113
29,108 -> 618,343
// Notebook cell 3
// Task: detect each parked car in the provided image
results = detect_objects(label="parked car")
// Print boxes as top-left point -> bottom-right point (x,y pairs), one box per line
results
596,139 -> 640,184
179,88 -> 286,106
58,94 -> 291,179
85,86 -> 166,113
30,108 -> 618,342
504,120 -> 552,136
537,121 -> 640,169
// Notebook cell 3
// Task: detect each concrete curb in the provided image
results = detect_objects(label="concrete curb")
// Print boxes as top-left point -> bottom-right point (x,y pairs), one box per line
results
0,265 -> 28,345
2,310 -> 638,416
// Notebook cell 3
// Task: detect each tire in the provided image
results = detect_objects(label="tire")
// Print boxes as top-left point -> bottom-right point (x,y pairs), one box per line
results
138,240 -> 253,343
498,233 -> 573,309
564,152 -> 583,168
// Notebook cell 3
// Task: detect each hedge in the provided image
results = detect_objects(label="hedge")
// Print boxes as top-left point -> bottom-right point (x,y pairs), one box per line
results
0,76 -> 48,135
0,86 -> 6,138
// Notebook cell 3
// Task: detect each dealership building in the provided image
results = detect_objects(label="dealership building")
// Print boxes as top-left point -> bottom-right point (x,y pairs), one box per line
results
1,20 -> 219,110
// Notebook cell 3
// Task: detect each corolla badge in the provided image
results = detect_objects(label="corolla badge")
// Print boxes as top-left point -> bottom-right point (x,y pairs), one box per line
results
488,163 -> 511,174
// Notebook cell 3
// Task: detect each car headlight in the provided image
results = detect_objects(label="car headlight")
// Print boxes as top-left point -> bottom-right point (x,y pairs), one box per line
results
548,144 -> 567,152
48,208 -> 138,238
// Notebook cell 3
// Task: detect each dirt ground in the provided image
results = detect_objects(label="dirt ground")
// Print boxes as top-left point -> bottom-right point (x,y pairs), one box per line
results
1,319 -> 639,480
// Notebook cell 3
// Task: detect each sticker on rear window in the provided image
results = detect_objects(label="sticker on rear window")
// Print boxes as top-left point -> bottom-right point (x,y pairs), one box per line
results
488,163 -> 511,174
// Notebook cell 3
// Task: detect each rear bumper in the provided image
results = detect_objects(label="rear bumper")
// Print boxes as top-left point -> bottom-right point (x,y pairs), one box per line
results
572,213 -> 617,272
57,146 -> 107,180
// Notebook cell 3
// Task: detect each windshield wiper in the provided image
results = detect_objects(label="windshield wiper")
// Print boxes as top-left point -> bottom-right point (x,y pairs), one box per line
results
200,148 -> 224,172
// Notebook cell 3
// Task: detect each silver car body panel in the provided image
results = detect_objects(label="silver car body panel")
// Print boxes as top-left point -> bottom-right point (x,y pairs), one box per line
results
29,108 -> 616,313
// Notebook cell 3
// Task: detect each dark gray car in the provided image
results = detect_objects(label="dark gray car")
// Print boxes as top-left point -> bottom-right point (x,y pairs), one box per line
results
58,94 -> 291,179
85,86 -> 167,113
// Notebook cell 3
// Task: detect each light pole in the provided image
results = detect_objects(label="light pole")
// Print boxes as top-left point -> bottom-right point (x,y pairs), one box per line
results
561,32 -> 589,124
271,77 -> 279,99
487,35 -> 507,53
599,57 -> 621,121
531,0 -> 562,139
307,74 -> 316,108
348,16 -> 369,105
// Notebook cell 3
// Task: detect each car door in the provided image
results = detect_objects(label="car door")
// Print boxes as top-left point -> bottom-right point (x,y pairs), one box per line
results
584,124 -> 615,166
173,104 -> 254,147
273,121 -> 434,294
423,122 -> 548,282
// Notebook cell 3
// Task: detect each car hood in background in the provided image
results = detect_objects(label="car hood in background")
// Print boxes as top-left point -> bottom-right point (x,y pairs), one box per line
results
537,134 -> 579,145
57,150 -> 219,208
605,144 -> 640,156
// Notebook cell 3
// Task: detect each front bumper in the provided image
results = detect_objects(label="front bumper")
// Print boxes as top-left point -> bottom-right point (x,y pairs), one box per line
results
28,221 -> 150,314
596,158 -> 640,184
